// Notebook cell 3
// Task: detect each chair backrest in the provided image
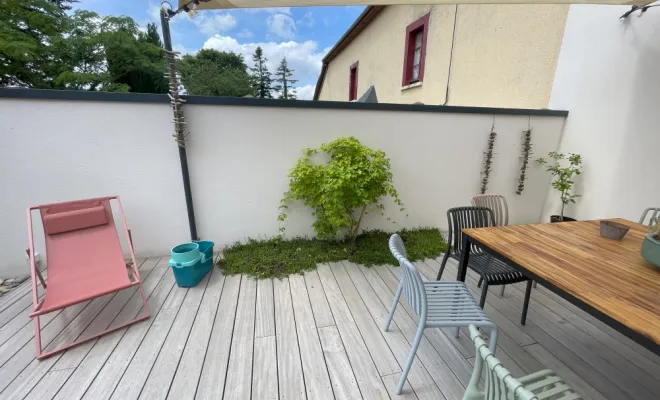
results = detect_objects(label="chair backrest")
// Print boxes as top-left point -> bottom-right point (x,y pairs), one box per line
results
639,208 -> 660,226
467,325 -> 537,400
446,207 -> 496,257
472,195 -> 509,227
37,198 -> 125,283
389,234 -> 427,318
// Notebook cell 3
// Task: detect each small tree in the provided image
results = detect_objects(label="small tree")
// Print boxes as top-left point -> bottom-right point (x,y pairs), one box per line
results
250,47 -> 273,98
279,137 -> 405,243
537,151 -> 583,221
273,57 -> 297,99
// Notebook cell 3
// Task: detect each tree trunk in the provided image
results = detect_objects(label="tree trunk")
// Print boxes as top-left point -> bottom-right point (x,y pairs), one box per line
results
351,205 -> 367,244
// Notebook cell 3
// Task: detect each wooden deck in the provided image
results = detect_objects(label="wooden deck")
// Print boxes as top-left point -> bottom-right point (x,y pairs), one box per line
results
0,256 -> 659,399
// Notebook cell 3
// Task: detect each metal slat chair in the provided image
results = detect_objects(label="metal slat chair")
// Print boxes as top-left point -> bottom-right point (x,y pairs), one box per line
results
471,194 -> 509,227
464,325 -> 582,400
639,208 -> 660,226
437,207 -> 534,325
471,194 -> 538,294
386,234 -> 498,395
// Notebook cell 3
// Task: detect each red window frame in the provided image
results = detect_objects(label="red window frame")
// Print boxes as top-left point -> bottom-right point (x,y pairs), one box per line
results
349,62 -> 358,101
402,13 -> 430,86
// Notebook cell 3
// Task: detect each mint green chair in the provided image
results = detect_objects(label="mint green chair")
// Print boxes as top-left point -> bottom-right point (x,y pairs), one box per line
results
465,325 -> 582,400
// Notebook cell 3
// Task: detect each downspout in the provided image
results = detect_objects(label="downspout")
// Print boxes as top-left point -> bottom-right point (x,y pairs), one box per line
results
160,7 -> 199,241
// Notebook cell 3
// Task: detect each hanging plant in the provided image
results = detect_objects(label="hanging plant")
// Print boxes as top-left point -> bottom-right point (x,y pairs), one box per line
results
516,126 -> 533,195
480,126 -> 497,194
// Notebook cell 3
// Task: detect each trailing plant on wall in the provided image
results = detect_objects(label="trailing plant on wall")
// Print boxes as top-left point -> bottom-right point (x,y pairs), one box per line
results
537,152 -> 583,221
278,137 -> 404,243
516,127 -> 533,195
480,125 -> 497,194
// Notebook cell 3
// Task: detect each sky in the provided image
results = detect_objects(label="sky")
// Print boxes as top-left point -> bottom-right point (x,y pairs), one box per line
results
76,1 -> 366,99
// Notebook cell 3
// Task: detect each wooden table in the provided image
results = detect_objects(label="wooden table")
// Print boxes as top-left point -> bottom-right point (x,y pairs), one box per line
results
459,218 -> 660,356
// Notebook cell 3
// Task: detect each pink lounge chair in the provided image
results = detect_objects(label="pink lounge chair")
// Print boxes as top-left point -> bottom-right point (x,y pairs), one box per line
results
27,196 -> 150,359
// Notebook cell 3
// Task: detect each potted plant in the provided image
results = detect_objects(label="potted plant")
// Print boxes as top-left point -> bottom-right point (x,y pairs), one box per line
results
641,222 -> 660,268
537,151 -> 583,222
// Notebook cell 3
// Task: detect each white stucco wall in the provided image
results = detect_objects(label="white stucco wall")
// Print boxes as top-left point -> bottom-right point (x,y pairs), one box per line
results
544,5 -> 660,222
0,96 -> 566,277
0,98 -> 190,278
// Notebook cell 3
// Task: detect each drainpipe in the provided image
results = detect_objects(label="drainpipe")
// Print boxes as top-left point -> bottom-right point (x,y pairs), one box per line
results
160,7 -> 199,241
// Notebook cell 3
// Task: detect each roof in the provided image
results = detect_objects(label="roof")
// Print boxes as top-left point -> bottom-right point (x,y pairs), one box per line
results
313,6 -> 384,100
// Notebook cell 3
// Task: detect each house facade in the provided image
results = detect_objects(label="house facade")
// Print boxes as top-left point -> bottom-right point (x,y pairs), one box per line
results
314,5 -> 568,108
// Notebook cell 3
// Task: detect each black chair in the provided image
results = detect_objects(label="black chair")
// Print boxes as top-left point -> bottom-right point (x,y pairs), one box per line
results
437,206 -> 533,325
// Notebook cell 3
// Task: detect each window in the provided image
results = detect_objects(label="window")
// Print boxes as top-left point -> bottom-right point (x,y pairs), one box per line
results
402,14 -> 430,86
349,62 -> 358,101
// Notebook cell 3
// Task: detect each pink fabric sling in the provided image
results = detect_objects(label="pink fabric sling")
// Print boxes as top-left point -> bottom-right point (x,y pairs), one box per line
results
27,196 -> 150,359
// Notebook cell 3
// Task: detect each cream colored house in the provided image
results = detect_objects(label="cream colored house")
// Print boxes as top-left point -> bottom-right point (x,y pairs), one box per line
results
314,4 -> 568,108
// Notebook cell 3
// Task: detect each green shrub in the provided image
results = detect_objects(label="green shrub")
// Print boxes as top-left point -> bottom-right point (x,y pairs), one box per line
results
217,228 -> 446,279
278,137 -> 404,243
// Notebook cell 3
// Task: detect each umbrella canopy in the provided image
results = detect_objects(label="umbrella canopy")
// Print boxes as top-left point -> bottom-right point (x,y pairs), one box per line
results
183,0 -> 651,9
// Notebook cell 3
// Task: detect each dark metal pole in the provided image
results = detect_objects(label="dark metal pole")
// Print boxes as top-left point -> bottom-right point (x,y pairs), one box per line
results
160,8 -> 199,241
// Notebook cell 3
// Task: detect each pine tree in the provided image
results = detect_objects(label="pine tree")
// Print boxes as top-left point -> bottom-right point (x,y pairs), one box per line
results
249,47 -> 273,98
139,23 -> 162,48
273,57 -> 297,100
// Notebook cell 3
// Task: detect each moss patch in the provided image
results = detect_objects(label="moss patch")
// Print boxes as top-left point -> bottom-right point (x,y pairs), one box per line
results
217,228 -> 446,279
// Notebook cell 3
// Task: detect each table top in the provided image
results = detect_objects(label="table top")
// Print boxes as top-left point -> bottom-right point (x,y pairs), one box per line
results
463,219 -> 660,346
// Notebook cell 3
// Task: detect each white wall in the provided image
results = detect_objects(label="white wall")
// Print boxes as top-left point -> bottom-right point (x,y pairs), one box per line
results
0,99 -> 190,278
0,96 -> 565,277
545,5 -> 660,222
183,105 -> 566,245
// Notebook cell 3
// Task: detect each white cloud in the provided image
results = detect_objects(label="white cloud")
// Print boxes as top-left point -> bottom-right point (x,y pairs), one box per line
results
245,7 -> 291,15
202,35 -> 327,85
236,29 -> 254,38
195,13 -> 237,36
297,12 -> 315,28
297,84 -> 316,100
173,43 -> 196,56
267,13 -> 296,40
147,2 -> 162,23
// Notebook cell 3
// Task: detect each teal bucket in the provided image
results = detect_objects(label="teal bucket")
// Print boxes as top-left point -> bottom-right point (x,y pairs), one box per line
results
169,241 -> 214,287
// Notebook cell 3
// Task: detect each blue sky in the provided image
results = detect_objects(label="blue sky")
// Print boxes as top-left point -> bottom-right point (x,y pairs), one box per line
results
76,1 -> 366,99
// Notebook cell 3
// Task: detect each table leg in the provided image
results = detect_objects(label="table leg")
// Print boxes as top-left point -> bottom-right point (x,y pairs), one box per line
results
457,235 -> 471,282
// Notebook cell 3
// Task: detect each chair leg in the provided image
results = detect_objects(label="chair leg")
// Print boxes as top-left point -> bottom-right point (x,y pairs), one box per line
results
437,252 -> 450,281
479,280 -> 489,309
489,326 -> 498,354
397,322 -> 425,395
464,350 -> 484,400
533,281 -> 538,288
385,283 -> 403,332
477,277 -> 483,288
33,316 -> 42,359
500,285 -> 506,297
521,280 -> 533,325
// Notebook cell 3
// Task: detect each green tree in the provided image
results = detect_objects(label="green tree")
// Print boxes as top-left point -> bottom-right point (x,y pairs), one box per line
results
49,0 -> 77,11
101,16 -> 167,93
178,49 -> 252,97
0,0 -> 67,88
250,47 -> 273,98
139,23 -> 162,48
51,10 -> 115,90
273,57 -> 297,100
53,12 -> 166,93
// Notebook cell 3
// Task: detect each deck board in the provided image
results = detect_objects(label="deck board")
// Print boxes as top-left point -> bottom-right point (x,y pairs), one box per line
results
0,255 -> 659,399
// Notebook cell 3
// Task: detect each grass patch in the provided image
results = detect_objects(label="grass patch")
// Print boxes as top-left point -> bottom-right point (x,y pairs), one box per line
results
217,228 -> 446,279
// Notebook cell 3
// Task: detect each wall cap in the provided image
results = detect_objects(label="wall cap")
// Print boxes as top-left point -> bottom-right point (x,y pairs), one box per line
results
0,88 -> 569,117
